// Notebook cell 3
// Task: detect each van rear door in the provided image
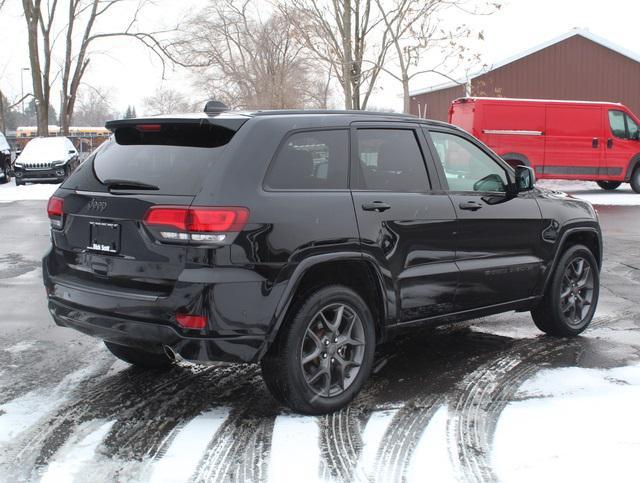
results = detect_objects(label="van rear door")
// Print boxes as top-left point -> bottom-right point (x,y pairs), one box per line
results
543,104 -> 603,179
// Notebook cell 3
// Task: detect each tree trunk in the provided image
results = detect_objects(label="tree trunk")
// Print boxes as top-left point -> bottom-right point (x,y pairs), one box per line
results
341,0 -> 353,109
402,75 -> 410,114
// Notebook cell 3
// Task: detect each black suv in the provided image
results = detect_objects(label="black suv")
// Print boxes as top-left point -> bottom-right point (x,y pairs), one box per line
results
43,105 -> 602,414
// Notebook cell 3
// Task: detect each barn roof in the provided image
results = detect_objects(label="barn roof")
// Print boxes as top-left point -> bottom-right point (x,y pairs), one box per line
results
410,28 -> 640,97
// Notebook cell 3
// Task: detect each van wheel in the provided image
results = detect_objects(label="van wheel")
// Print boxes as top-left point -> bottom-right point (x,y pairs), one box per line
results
531,244 -> 599,337
596,181 -> 621,190
0,165 -> 9,184
261,285 -> 375,415
104,341 -> 175,369
631,167 -> 640,193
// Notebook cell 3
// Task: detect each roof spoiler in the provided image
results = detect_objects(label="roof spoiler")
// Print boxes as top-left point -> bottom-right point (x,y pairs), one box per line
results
204,100 -> 230,115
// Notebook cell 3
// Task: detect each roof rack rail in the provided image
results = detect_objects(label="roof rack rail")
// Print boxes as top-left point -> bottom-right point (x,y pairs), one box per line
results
251,109 -> 415,118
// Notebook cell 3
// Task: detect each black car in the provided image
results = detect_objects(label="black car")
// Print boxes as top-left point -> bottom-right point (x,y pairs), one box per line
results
14,136 -> 79,185
43,104 -> 602,414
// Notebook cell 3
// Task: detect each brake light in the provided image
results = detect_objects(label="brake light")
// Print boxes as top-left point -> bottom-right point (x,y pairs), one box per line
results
143,206 -> 249,243
47,196 -> 64,228
176,313 -> 207,329
136,124 -> 162,132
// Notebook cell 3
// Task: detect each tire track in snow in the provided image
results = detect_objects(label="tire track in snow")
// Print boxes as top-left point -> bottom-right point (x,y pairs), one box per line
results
447,310 -> 628,482
372,396 -> 443,483
190,367 -> 278,483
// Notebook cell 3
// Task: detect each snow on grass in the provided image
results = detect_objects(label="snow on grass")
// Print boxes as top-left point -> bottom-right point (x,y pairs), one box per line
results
407,405 -> 456,483
40,419 -> 115,483
354,409 -> 399,480
149,407 -> 230,483
268,414 -> 321,483
492,365 -> 640,483
537,180 -> 640,206
0,181 -> 59,202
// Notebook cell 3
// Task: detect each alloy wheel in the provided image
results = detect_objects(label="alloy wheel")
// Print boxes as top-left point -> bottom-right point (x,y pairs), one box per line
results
560,256 -> 595,326
300,303 -> 366,397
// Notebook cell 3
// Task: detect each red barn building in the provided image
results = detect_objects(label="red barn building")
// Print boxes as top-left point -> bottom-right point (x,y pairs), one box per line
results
410,29 -> 640,121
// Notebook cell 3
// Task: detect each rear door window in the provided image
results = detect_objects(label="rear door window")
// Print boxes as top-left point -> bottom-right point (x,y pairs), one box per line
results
352,129 -> 430,192
64,122 -> 241,195
264,130 -> 349,190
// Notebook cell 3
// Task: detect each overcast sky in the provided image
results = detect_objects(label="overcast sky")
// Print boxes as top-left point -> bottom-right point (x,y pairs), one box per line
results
0,0 -> 639,117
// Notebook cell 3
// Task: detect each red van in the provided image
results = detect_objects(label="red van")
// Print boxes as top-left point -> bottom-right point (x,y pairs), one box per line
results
449,97 -> 640,192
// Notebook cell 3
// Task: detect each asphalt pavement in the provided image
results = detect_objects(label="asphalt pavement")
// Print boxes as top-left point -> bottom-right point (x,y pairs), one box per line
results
1,187 -> 639,482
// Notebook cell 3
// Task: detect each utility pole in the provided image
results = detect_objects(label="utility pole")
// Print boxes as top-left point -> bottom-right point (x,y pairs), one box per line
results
20,67 -> 30,115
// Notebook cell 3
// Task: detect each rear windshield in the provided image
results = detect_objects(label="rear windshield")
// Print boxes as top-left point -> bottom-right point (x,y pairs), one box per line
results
63,122 -> 241,196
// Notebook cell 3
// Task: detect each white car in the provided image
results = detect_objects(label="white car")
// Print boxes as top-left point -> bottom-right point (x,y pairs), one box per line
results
0,132 -> 11,184
14,137 -> 79,185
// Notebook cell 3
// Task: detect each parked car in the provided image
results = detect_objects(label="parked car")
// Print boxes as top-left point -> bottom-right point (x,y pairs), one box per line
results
43,104 -> 602,414
0,132 -> 11,184
449,97 -> 640,192
14,136 -> 79,185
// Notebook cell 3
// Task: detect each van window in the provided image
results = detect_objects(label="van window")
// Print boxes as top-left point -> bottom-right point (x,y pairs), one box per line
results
609,111 -> 627,139
353,129 -> 430,192
430,131 -> 508,193
627,115 -> 639,140
265,130 -> 349,190
608,110 -> 639,140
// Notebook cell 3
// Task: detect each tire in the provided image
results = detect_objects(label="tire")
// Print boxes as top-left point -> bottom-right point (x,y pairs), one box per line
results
104,341 -> 175,369
15,177 -> 23,186
596,181 -> 621,190
0,165 -> 9,184
532,244 -> 599,337
261,285 -> 376,414
631,167 -> 640,194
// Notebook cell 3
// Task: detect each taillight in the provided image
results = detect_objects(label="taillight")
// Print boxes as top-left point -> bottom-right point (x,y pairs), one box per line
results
47,196 -> 64,229
176,313 -> 207,330
143,206 -> 249,243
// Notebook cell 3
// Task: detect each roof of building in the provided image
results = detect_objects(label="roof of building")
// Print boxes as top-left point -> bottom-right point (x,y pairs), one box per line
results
410,28 -> 640,97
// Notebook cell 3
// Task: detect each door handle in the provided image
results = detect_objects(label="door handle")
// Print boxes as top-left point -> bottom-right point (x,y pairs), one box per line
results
459,201 -> 482,211
607,138 -> 614,149
362,201 -> 391,212
592,138 -> 599,148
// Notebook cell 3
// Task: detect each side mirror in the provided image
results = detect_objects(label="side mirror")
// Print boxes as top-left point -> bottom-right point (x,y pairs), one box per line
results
514,165 -> 535,192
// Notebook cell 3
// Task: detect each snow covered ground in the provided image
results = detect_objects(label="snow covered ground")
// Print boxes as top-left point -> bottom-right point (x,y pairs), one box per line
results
0,181 -> 59,202
537,179 -> 640,206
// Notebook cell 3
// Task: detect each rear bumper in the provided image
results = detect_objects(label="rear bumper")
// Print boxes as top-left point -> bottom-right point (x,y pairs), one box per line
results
48,298 -> 265,363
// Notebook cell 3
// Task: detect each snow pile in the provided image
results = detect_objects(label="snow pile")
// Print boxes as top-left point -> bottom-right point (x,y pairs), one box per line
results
0,182 -> 59,202
492,365 -> 640,483
537,180 -> 640,206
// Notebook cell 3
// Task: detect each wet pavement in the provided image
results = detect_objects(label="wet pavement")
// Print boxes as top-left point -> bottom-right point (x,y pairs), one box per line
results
1,192 -> 640,482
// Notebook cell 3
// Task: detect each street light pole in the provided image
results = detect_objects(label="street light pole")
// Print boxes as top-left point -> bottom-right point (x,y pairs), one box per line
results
20,67 -> 30,115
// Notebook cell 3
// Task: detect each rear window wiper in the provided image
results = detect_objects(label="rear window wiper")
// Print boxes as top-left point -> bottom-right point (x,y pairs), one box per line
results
103,179 -> 159,191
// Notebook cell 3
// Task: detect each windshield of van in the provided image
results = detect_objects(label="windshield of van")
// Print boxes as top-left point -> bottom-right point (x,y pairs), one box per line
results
81,122 -> 242,196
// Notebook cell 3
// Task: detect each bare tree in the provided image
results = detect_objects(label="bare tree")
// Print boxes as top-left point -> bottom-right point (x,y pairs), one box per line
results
22,0 -> 57,136
21,0 -> 178,136
173,0 -> 327,110
143,87 -> 192,115
375,0 -> 500,113
73,86 -> 116,126
280,0 -> 392,110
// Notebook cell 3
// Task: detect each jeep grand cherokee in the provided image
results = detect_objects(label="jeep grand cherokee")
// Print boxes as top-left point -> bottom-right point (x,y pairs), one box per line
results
43,103 -> 602,414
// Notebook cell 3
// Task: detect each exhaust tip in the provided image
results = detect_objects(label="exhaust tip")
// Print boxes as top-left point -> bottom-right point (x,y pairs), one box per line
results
164,345 -> 178,362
